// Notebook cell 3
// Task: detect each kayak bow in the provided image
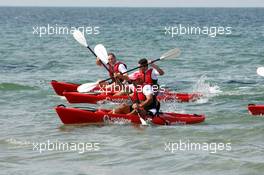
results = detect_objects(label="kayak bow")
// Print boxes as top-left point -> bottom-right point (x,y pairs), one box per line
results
248,104 -> 264,116
51,80 -> 79,96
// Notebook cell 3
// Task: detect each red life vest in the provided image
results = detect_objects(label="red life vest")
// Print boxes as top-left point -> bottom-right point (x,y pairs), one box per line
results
108,61 -> 127,81
141,68 -> 158,85
130,84 -> 158,111
131,85 -> 146,102
114,61 -> 127,73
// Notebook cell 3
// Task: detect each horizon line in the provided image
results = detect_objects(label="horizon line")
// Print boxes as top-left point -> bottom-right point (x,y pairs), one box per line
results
0,5 -> 264,8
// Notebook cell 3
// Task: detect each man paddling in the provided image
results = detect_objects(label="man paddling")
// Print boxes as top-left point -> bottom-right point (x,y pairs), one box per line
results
137,58 -> 164,86
96,53 -> 129,84
111,72 -> 160,116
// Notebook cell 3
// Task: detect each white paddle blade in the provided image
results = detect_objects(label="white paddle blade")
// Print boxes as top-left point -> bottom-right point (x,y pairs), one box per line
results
257,67 -> 264,77
77,82 -> 98,93
139,117 -> 148,126
94,44 -> 108,64
160,48 -> 181,60
73,30 -> 88,47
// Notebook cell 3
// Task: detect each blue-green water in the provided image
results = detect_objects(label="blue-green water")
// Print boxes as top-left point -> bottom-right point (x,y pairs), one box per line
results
1,7 -> 264,174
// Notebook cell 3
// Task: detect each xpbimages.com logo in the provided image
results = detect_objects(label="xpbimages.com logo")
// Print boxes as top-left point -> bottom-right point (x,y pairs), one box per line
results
32,24 -> 100,37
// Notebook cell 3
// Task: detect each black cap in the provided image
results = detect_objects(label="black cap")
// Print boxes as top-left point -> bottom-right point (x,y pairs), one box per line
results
138,58 -> 148,66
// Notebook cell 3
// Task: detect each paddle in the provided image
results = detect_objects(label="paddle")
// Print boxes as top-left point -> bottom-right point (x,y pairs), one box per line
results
77,44 -> 111,93
78,48 -> 181,92
94,44 -> 108,64
73,30 -> 110,72
73,30 -> 147,126
257,67 -> 264,77
77,82 -> 101,93
73,30 -> 117,92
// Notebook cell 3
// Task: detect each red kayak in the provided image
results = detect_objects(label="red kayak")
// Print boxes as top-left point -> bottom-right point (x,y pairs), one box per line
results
55,105 -> 205,125
51,80 -> 202,102
63,91 -> 201,104
248,104 -> 264,115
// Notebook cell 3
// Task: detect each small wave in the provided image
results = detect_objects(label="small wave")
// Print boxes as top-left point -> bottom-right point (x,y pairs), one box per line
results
0,64 -> 39,73
224,80 -> 256,85
226,33 -> 242,38
239,53 -> 264,58
40,61 -> 61,70
0,83 -> 37,91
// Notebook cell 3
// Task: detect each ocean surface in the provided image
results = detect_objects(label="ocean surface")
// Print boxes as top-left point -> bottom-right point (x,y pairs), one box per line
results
1,7 -> 264,175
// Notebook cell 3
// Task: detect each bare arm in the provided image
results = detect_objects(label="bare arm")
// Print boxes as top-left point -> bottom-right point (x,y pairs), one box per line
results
114,73 -> 129,81
151,63 -> 164,75
139,94 -> 153,108
96,57 -> 103,66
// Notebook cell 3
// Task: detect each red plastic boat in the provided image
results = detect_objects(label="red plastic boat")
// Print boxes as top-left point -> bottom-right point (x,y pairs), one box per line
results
51,80 -> 202,102
55,105 -> 205,125
248,104 -> 264,115
63,91 -> 201,104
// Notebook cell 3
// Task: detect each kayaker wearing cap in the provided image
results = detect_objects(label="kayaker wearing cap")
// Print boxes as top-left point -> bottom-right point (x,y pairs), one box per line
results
96,53 -> 129,86
111,72 -> 160,116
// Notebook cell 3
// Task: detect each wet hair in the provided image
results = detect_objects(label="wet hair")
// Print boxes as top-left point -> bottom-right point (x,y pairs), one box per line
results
108,53 -> 116,59
138,58 -> 148,66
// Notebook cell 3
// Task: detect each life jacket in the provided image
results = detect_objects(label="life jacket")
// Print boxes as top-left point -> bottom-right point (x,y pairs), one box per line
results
131,84 -> 159,111
139,68 -> 160,96
142,68 -> 158,85
108,61 -> 127,82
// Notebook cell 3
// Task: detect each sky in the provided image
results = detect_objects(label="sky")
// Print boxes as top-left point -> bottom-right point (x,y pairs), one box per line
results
0,0 -> 264,7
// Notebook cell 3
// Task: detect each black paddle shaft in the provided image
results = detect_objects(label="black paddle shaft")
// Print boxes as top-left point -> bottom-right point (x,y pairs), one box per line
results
99,58 -> 161,83
86,46 -> 111,73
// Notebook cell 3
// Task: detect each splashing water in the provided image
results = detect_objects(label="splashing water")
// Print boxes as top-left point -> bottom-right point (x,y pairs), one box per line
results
192,75 -> 222,103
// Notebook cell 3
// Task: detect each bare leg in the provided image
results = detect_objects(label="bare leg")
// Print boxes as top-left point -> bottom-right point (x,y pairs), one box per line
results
111,103 -> 130,114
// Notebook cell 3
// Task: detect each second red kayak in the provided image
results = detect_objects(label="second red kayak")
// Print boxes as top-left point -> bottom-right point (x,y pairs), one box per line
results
51,80 -> 202,103
248,104 -> 264,115
63,91 -> 201,104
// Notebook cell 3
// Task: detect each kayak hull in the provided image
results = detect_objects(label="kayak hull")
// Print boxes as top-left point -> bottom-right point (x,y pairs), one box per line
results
64,92 -> 128,104
63,91 -> 201,104
51,80 -> 201,102
248,104 -> 264,115
55,105 -> 205,125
